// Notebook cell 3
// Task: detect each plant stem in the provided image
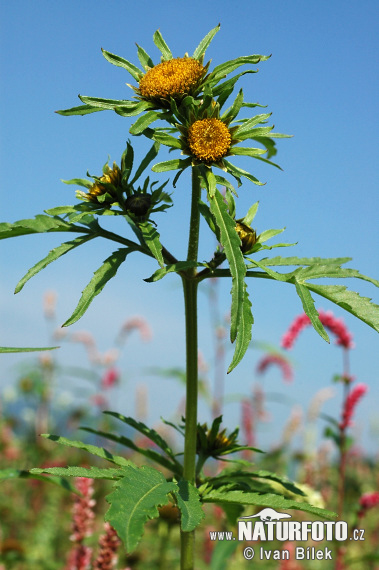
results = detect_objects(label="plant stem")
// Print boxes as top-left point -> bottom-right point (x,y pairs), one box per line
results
180,168 -> 201,570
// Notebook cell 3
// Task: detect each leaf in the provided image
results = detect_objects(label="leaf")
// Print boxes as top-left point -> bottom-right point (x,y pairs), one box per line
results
80,427 -> 181,475
105,465 -> 177,552
257,228 -> 285,243
174,480 -> 205,531
0,468 -> 77,493
223,159 -> 264,186
61,178 -> 93,189
231,146 -> 267,157
205,169 -> 217,197
236,113 -> 272,134
152,158 -> 191,173
101,48 -> 143,81
144,261 -> 199,282
203,489 -> 336,519
129,110 -> 163,135
0,214 -> 86,240
208,189 -> 246,343
211,541 -> 239,570
192,24 -> 220,59
63,248 -> 130,327
258,256 -> 352,267
221,89 -> 244,123
56,104 -> 104,116
227,284 -> 254,373
241,202 -> 259,226
306,283 -> 379,334
151,131 -> 182,149
153,30 -> 173,60
29,466 -> 121,480
213,71 -> 258,109
136,43 -> 154,69
294,282 -> 330,343
78,95 -> 132,109
139,221 -> 165,268
130,141 -> 160,185
0,346 -> 58,353
40,434 -> 133,467
210,55 -> 270,83
103,412 -> 179,463
15,234 -> 96,293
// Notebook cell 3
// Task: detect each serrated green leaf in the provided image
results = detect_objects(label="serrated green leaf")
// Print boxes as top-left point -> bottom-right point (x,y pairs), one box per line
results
203,489 -> 336,519
103,412 -> 178,463
152,158 -> 191,173
29,466 -> 121,480
227,284 -> 254,373
15,234 -> 96,294
258,256 -> 352,267
56,104 -> 104,116
139,221 -> 165,268
306,283 -> 379,334
205,169 -> 217,197
0,214 -> 86,240
136,44 -> 154,69
129,110 -> 163,134
236,113 -> 272,134
0,468 -> 77,493
101,48 -> 143,81
63,248 -> 129,327
192,24 -> 220,59
294,282 -> 330,343
208,189 -> 246,343
80,427 -> 181,475
174,480 -> 205,531
105,465 -> 177,552
144,261 -> 199,283
153,30 -> 173,60
40,434 -> 132,467
0,346 -> 58,353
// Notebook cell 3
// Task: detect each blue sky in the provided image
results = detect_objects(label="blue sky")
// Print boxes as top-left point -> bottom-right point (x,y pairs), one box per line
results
1,1 -> 378,454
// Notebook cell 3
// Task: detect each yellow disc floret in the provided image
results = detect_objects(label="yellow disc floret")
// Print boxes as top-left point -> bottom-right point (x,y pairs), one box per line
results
187,118 -> 232,163
139,57 -> 205,99
84,163 -> 121,202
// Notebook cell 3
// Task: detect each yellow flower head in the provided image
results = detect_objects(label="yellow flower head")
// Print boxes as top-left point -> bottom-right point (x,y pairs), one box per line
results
187,118 -> 232,164
81,162 -> 121,203
139,57 -> 206,100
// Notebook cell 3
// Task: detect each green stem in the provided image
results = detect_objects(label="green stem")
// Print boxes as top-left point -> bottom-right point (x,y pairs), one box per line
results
180,167 -> 201,570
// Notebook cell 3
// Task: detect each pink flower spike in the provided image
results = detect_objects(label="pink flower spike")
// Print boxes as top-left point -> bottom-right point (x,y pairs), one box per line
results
256,353 -> 293,383
339,383 -> 368,430
120,316 -> 152,342
281,310 -> 354,350
359,491 -> 379,511
101,368 -> 120,390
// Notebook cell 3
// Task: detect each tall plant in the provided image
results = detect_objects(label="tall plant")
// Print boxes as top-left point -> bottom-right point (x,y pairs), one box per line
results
2,25 -> 379,569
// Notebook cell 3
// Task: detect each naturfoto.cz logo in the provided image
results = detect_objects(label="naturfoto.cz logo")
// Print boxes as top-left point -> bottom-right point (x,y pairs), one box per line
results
208,508 -> 365,562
